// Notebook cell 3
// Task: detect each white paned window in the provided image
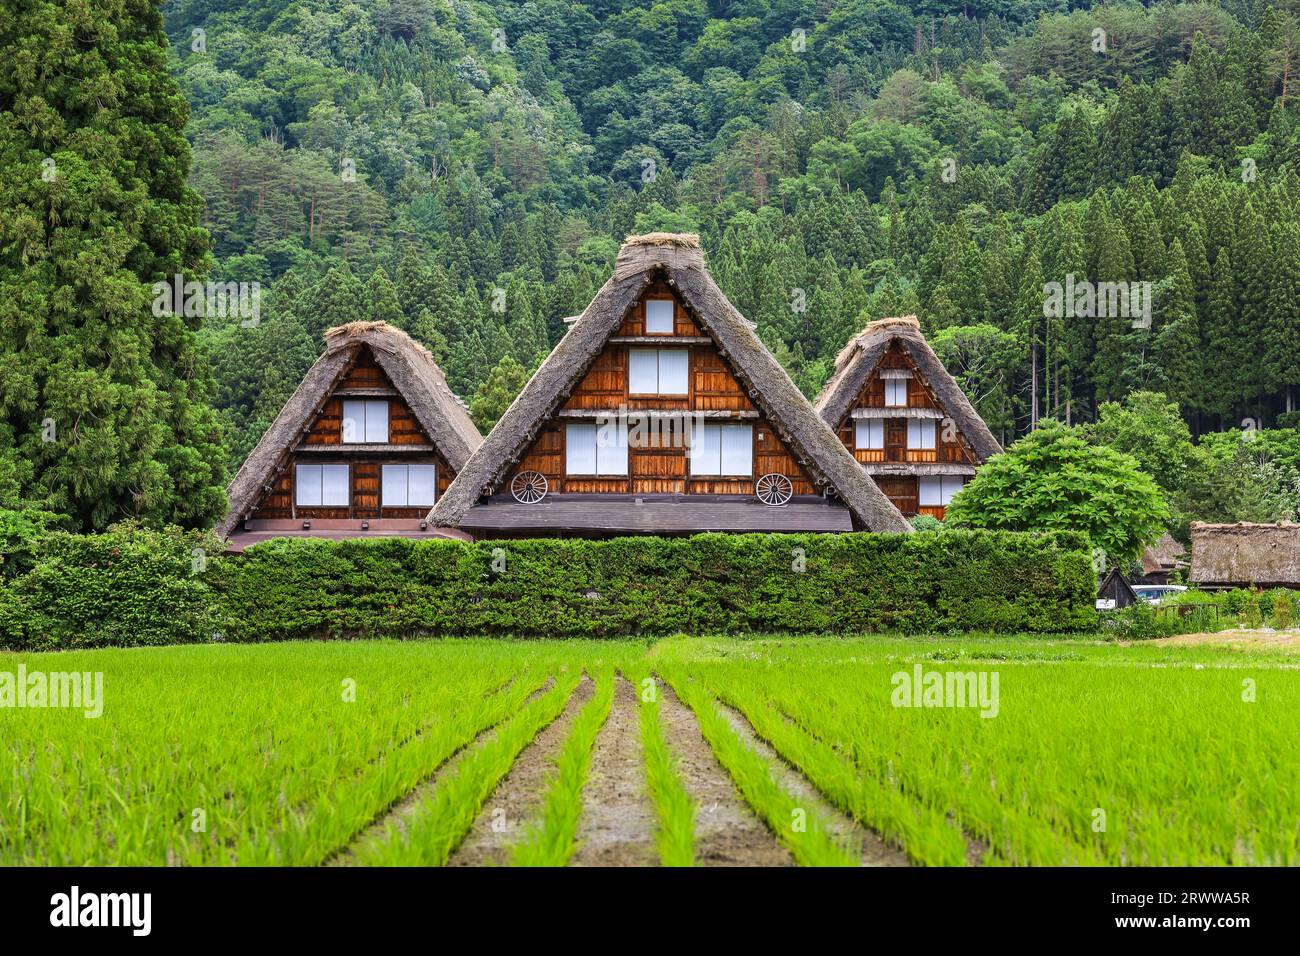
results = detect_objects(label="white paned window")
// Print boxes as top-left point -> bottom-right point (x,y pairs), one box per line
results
628,350 -> 658,394
382,464 -> 436,507
628,349 -> 689,395
855,419 -> 885,450
884,379 -> 908,407
297,464 -> 349,507
691,423 -> 752,476
342,400 -> 389,443
919,476 -> 965,507
720,424 -> 752,475
566,422 -> 629,475
645,298 -> 675,334
658,349 -> 689,393
907,419 -> 936,450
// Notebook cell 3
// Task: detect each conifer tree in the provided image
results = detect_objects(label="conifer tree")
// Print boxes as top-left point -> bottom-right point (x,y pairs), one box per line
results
469,354 -> 529,431
0,0 -> 226,529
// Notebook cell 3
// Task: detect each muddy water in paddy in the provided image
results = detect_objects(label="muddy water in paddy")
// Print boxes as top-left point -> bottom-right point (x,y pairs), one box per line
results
326,676 -> 557,866
713,699 -> 911,867
570,676 -> 658,866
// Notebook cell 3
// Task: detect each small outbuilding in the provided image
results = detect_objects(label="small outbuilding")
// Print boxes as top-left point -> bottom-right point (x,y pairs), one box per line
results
1097,568 -> 1139,610
1138,532 -> 1187,584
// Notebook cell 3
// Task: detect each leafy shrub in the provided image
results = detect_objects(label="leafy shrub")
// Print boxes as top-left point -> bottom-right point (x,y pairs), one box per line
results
0,522 -> 223,650
946,420 -> 1169,566
1100,601 -> 1223,640
910,514 -> 943,532
0,507 -> 64,581
1275,591 -> 1293,629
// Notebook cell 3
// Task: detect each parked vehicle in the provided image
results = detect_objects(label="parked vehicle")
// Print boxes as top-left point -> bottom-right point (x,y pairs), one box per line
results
1132,584 -> 1188,605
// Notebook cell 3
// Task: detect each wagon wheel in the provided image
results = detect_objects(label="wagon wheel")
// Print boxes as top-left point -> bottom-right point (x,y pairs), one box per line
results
756,473 -> 793,506
511,471 -> 548,504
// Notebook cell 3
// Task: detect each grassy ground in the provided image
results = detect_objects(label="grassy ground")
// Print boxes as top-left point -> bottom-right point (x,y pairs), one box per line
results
2,634 -> 1296,866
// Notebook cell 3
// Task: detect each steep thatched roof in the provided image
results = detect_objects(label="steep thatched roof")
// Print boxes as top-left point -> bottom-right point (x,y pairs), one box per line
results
1141,532 -> 1187,575
217,322 -> 482,537
1189,522 -> 1300,587
814,316 -> 1002,463
429,234 -> 911,532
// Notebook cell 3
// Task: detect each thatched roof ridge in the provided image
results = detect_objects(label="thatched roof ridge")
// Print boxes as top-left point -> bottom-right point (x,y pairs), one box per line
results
1189,522 -> 1300,587
815,315 -> 1002,463
217,321 -> 482,537
429,235 -> 911,532
622,232 -> 701,248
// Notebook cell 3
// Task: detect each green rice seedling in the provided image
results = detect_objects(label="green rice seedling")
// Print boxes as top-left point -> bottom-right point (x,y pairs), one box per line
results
4,635 -> 1297,867
660,671 -> 859,867
509,667 -> 617,866
702,675 -> 967,866
353,673 -> 582,866
632,671 -> 695,867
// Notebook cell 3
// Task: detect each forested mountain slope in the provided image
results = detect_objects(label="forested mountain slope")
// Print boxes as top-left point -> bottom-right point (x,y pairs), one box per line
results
162,0 -> 1300,468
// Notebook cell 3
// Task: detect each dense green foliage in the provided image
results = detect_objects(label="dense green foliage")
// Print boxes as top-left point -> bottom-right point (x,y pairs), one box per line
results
0,521 -> 221,650
0,527 -> 1097,648
211,531 -> 1097,639
946,419 -> 1169,565
158,0 -> 1300,469
1087,391 -> 1300,538
0,0 -> 228,531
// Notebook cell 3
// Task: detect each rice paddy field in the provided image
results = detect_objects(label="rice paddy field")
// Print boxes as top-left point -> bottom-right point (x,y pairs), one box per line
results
2,634 -> 1297,867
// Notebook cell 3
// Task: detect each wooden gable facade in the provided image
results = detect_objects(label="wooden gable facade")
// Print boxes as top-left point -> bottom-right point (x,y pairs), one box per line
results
816,317 -> 1002,522
248,347 -> 456,523
429,234 -> 911,537
507,281 -> 817,499
218,321 -> 483,550
832,339 -> 979,519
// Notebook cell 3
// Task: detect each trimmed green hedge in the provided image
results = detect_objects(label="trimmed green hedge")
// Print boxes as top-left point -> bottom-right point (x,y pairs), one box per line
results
0,524 -> 221,650
0,527 -> 1098,649
211,529 -> 1097,641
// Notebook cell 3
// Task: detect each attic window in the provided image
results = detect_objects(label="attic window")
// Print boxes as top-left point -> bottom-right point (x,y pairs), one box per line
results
691,423 -> 752,477
566,422 -> 629,476
342,400 -> 388,443
645,298 -> 674,334
383,464 -> 436,507
907,419 -> 936,450
856,420 -> 884,450
884,379 -> 908,407
629,349 -> 688,395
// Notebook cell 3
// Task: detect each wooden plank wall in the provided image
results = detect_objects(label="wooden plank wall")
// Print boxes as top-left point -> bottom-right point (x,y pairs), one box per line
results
511,285 -> 814,496
249,346 -> 457,520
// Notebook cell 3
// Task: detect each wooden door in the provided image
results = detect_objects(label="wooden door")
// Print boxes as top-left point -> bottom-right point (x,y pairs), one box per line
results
875,476 -> 918,516
885,420 -> 906,463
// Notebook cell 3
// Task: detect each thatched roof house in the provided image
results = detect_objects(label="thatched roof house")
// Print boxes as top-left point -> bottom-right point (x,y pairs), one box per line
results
1139,532 -> 1187,584
814,316 -> 1001,519
1189,522 -> 1300,589
217,321 -> 482,549
429,233 -> 911,536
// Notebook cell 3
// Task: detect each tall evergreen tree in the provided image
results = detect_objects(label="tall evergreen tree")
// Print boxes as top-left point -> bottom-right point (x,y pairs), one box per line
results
0,0 -> 226,529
